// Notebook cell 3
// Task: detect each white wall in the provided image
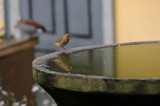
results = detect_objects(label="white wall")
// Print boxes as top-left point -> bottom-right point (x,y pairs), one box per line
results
101,0 -> 114,44
10,0 -> 21,39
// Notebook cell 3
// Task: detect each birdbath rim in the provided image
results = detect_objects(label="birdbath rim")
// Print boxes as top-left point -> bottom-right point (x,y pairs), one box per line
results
32,40 -> 160,94
33,40 -> 160,80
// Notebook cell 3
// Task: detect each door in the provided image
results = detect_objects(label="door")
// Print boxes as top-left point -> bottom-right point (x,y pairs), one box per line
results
20,0 -> 102,53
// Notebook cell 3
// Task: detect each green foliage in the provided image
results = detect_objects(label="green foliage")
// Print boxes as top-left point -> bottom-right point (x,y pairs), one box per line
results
0,89 -> 28,106
0,34 -> 15,41
0,85 -> 57,106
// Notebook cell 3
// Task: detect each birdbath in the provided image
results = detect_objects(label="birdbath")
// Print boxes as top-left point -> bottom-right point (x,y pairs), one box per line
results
32,41 -> 160,106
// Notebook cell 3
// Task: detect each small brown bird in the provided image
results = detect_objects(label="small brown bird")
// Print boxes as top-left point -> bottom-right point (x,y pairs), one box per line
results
48,34 -> 71,50
16,19 -> 46,36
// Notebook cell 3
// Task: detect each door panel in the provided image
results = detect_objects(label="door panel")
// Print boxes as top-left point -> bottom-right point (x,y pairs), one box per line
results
20,0 -> 102,51
32,0 -> 54,32
66,0 -> 91,36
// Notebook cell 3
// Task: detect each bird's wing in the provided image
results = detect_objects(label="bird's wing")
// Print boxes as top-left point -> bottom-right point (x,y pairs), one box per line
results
54,36 -> 63,43
24,20 -> 46,32
60,36 -> 68,44
24,20 -> 44,28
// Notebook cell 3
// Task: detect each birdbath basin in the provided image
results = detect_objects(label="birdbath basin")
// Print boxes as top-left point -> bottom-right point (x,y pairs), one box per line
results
32,41 -> 160,106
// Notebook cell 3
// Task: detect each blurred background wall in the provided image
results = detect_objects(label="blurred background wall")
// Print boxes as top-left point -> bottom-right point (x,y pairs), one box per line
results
0,0 -> 5,41
1,0 -> 160,54
114,0 -> 160,43
1,0 -> 114,56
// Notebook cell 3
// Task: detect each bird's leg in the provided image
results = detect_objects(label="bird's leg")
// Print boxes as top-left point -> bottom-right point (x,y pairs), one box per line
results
62,47 -> 67,50
59,47 -> 68,54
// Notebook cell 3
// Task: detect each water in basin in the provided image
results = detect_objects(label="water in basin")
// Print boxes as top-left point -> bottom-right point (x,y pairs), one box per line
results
46,43 -> 160,79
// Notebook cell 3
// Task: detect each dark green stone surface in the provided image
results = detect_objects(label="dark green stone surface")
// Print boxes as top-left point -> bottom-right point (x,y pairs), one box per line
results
33,41 -> 160,105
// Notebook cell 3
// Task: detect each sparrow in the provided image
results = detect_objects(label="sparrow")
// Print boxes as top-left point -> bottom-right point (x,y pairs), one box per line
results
15,19 -> 46,36
48,34 -> 71,50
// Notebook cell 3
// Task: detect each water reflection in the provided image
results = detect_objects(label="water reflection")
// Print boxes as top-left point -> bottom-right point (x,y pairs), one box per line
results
115,43 -> 160,78
47,43 -> 160,79
52,54 -> 72,72
47,48 -> 114,76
